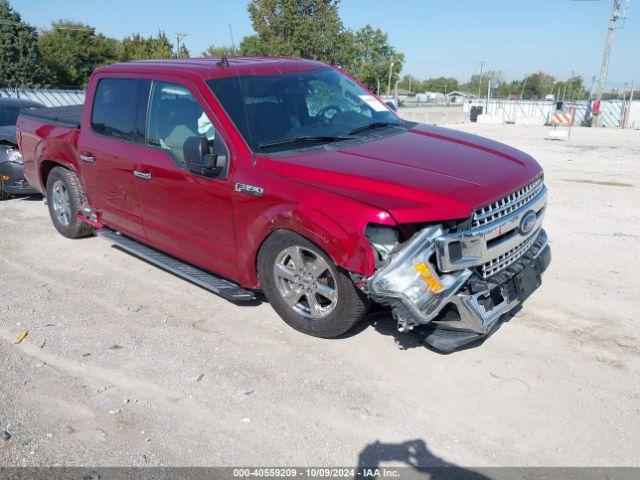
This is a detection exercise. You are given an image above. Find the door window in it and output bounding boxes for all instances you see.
[91,78,149,143]
[146,81,220,167]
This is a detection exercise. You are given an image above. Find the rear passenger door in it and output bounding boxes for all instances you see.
[78,77,150,241]
[133,79,238,278]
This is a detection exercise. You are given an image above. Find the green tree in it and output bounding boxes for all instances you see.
[517,72,556,100]
[240,0,344,63]
[202,44,236,57]
[0,0,45,88]
[177,44,190,58]
[38,20,119,88]
[554,75,588,101]
[460,70,504,98]
[119,31,175,61]
[345,25,403,93]
[397,74,420,92]
[237,0,403,91]
[421,77,459,94]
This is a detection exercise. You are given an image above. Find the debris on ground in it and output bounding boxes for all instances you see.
[0,431,10,441]
[15,331,28,344]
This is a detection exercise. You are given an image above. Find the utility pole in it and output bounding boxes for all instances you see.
[487,72,491,110]
[594,0,627,126]
[589,75,596,100]
[626,79,636,128]
[387,56,394,96]
[568,70,575,101]
[228,25,236,54]
[176,32,188,57]
[520,76,528,100]
[478,61,484,99]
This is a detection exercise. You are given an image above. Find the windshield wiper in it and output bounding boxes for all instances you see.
[258,135,352,150]
[348,121,403,136]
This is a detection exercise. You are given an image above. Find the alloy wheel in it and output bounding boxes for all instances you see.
[274,245,339,319]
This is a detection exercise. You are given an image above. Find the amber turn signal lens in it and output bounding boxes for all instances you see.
[415,262,444,293]
[1,175,9,181]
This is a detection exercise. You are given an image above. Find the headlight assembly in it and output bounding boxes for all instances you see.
[368,225,472,329]
[5,148,23,165]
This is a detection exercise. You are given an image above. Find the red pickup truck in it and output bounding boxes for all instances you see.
[18,57,550,351]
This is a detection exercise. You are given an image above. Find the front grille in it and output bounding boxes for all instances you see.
[481,230,539,278]
[472,175,544,228]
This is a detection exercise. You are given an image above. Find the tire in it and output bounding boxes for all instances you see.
[0,184,10,200]
[258,230,368,338]
[45,166,93,239]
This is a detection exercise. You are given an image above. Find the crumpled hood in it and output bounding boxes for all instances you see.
[0,126,17,145]
[262,123,543,224]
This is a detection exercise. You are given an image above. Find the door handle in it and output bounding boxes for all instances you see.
[80,154,95,164]
[133,170,152,181]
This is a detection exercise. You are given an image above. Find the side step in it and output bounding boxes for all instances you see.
[96,228,257,304]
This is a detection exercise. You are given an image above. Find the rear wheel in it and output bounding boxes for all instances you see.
[45,167,93,239]
[258,230,368,338]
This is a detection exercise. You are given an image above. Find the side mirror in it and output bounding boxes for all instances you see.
[385,100,398,112]
[183,136,226,177]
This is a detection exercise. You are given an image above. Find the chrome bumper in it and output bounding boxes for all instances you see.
[367,186,550,337]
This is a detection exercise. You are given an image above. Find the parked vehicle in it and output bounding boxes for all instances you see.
[0,98,43,199]
[18,57,550,351]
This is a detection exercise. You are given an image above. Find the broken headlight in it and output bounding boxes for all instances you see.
[4,148,23,164]
[365,225,399,265]
[369,226,444,305]
[368,225,472,325]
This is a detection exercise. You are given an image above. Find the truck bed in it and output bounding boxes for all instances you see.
[20,104,83,128]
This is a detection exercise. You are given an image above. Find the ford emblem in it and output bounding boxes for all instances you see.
[519,210,537,235]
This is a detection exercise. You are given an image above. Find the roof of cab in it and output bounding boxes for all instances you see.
[94,56,328,80]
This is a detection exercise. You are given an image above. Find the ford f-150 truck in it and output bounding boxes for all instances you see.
[18,57,550,351]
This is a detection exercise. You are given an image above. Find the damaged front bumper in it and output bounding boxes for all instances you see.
[366,183,551,351]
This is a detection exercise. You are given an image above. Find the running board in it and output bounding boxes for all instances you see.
[96,228,257,303]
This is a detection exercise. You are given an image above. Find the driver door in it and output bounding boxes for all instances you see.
[134,79,237,278]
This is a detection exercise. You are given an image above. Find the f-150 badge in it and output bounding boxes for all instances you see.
[235,183,264,197]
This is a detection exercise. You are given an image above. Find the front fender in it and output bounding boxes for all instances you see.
[236,199,395,289]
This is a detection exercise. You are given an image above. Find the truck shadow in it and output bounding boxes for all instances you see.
[355,439,490,479]
[15,194,43,201]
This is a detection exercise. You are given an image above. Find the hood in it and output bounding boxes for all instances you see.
[262,123,543,224]
[0,126,16,145]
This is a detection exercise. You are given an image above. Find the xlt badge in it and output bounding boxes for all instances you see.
[235,183,264,197]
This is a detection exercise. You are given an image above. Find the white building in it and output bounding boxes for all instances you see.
[446,91,475,104]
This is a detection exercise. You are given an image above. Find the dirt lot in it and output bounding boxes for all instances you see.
[1,124,639,468]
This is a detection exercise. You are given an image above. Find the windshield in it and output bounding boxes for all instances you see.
[0,107,22,127]
[207,67,403,152]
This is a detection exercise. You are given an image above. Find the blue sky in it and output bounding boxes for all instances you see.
[12,0,640,87]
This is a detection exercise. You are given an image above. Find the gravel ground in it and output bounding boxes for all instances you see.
[0,124,639,468]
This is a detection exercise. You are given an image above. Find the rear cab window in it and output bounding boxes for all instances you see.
[91,78,149,143]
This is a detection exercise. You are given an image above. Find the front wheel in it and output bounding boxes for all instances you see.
[258,230,368,338]
[46,167,93,239]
